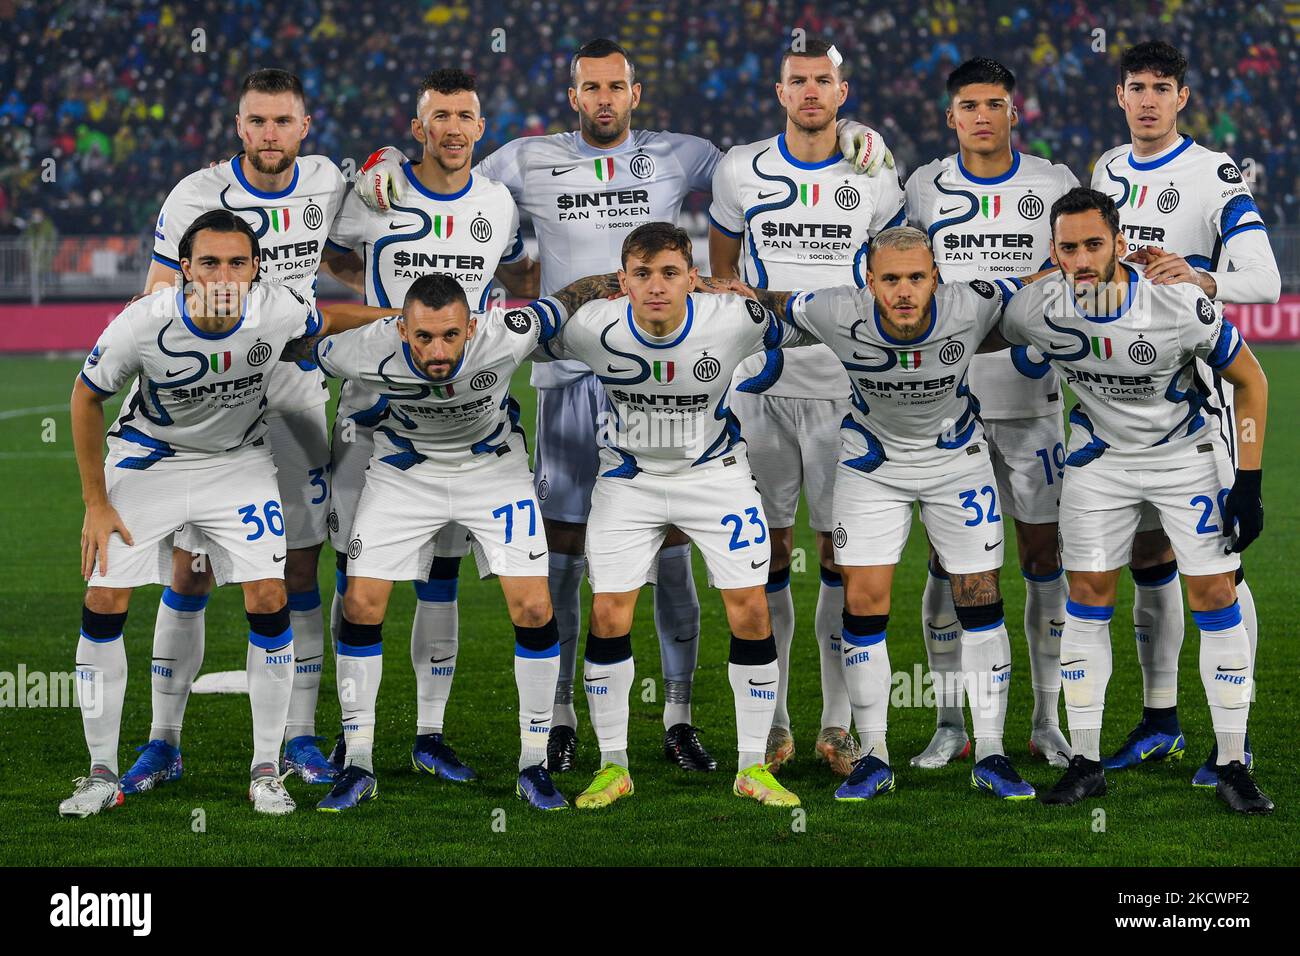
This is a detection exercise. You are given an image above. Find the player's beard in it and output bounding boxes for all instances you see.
[788,106,835,135]
[246,146,298,176]
[579,105,631,146]
[1069,251,1123,313]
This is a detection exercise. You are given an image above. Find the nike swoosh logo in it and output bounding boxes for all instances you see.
[751,559,768,569]
[606,364,634,374]
[1050,620,1065,627]
[1215,666,1247,672]
[673,635,697,643]
[851,351,880,360]
[272,554,286,563]
[530,717,548,724]
[983,542,999,551]
[939,205,962,215]
[165,368,188,378]
[529,550,547,560]
[584,674,609,682]
[295,655,322,663]
[152,658,177,662]
[748,679,776,686]
[430,655,455,664]
[992,663,1011,672]
[388,221,415,230]
[1140,745,1163,760]
[757,190,781,199]
[1048,342,1073,350]
[551,166,577,176]
[1060,659,1086,666]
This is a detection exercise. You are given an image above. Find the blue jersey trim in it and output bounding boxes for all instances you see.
[324,238,352,254]
[231,155,300,199]
[777,133,840,170]
[515,641,560,660]
[178,289,248,340]
[1066,599,1114,622]
[626,297,693,349]
[956,150,1021,185]
[403,162,473,201]
[842,628,887,648]
[162,588,210,612]
[1126,134,1194,171]
[151,251,180,270]
[874,297,938,345]
[708,211,743,239]
[1192,602,1243,632]
[79,371,114,396]
[337,639,383,658]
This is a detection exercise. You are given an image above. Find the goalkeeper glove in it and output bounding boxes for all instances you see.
[1221,468,1263,554]
[836,120,895,177]
[355,146,412,212]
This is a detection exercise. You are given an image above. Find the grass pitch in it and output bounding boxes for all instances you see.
[1,352,1295,866]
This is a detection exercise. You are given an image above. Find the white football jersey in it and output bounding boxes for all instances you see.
[710,133,906,400]
[313,305,549,476]
[906,151,1077,420]
[329,164,524,313]
[81,285,319,469]
[1091,135,1278,304]
[789,279,1014,478]
[999,268,1242,469]
[476,129,721,388]
[152,155,348,412]
[537,292,808,477]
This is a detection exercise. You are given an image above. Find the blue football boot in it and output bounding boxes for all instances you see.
[516,765,568,810]
[316,765,379,813]
[411,733,477,782]
[120,739,183,795]
[835,754,896,801]
[282,735,339,785]
[1103,712,1185,770]
[1192,736,1254,789]
[971,754,1036,800]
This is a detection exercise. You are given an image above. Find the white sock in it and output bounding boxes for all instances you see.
[961,617,1012,761]
[1195,603,1252,763]
[1237,578,1258,704]
[411,575,459,735]
[583,636,634,766]
[728,635,778,770]
[516,625,560,770]
[1061,600,1114,761]
[548,553,586,728]
[149,589,207,746]
[841,616,892,764]
[767,572,795,730]
[922,570,964,728]
[330,566,345,654]
[285,589,324,741]
[1023,571,1067,728]
[337,620,383,773]
[76,623,128,776]
[246,618,294,773]
[655,544,700,727]
[1133,569,1183,708]
[815,570,852,730]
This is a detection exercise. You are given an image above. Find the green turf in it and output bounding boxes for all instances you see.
[1,352,1295,866]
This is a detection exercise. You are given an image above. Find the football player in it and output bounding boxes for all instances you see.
[708,38,905,776]
[998,187,1272,814]
[904,58,1078,770]
[125,69,356,793]
[1090,41,1280,783]
[62,211,383,817]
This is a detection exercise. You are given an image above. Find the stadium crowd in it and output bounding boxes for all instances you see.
[0,0,1296,237]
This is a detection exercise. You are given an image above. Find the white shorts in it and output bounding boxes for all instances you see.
[534,375,605,524]
[346,456,547,582]
[1059,455,1240,575]
[831,445,1005,574]
[585,461,769,593]
[92,447,285,589]
[732,391,845,531]
[175,406,330,554]
[327,414,469,563]
[984,415,1065,525]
